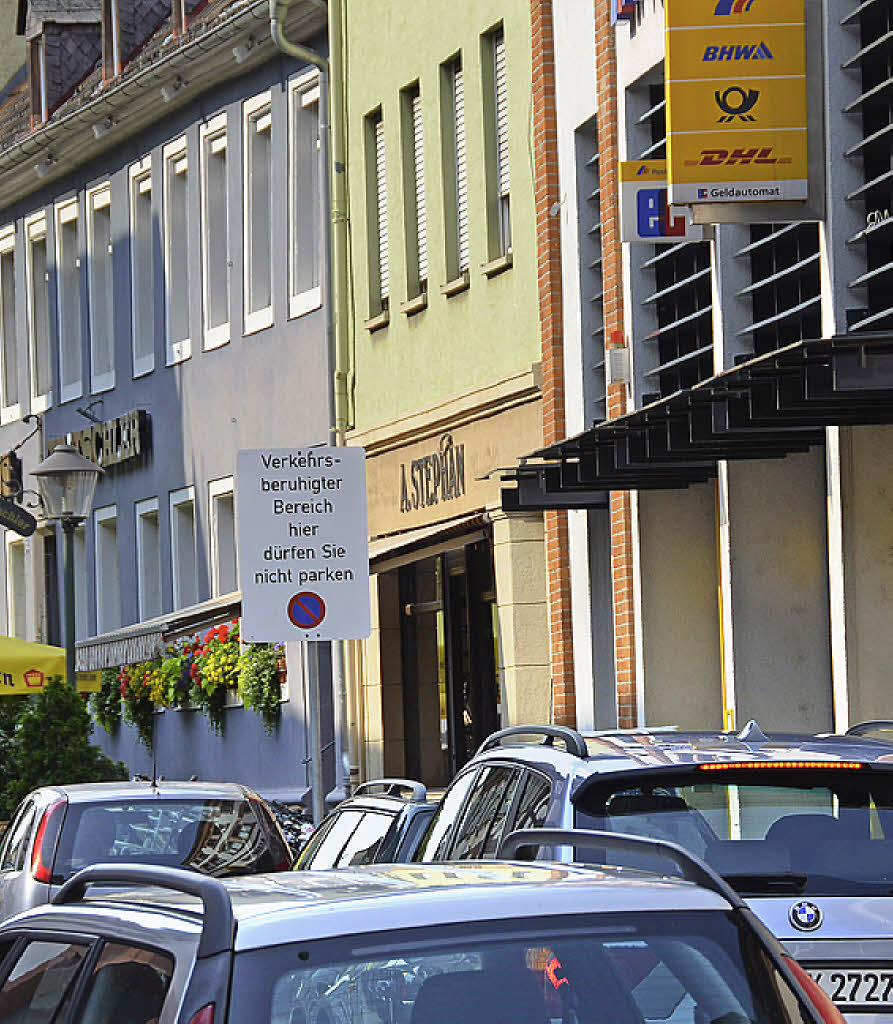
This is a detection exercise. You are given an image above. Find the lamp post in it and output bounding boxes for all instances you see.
[31,445,104,690]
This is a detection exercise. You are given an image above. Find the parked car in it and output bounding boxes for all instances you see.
[0,779,292,924]
[0,829,843,1024]
[413,721,893,1020]
[295,779,437,870]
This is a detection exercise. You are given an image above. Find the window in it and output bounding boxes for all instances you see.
[25,213,51,410]
[511,772,552,832]
[136,497,162,620]
[29,37,48,124]
[413,768,478,861]
[170,486,197,610]
[449,765,521,860]
[483,26,511,259]
[129,156,155,377]
[244,91,274,334]
[73,522,87,641]
[209,477,237,597]
[163,137,191,364]
[401,83,428,304]
[5,532,26,638]
[289,72,322,318]
[0,939,90,1020]
[200,112,230,349]
[298,809,396,869]
[87,183,115,392]
[0,226,19,422]
[55,198,83,403]
[0,799,34,871]
[442,56,469,284]
[365,108,389,320]
[78,942,173,1022]
[94,504,121,633]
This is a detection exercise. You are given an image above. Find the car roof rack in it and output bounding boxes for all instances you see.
[845,720,893,737]
[497,828,744,910]
[53,864,235,959]
[352,778,428,802]
[476,725,589,759]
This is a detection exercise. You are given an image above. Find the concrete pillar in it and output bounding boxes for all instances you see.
[490,509,551,725]
[722,448,832,732]
[834,425,893,727]
[637,482,723,729]
[362,571,404,778]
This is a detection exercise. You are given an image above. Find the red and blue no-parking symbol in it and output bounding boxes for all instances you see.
[287,591,326,630]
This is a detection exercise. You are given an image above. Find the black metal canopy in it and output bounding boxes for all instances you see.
[502,333,893,512]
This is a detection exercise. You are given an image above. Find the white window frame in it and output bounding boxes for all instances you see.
[169,485,197,611]
[54,197,84,404]
[86,182,116,394]
[243,90,274,335]
[25,212,51,413]
[94,504,121,634]
[135,496,162,622]
[163,136,191,365]
[5,530,27,638]
[288,70,322,319]
[0,226,21,425]
[208,476,237,598]
[199,113,230,350]
[129,156,155,378]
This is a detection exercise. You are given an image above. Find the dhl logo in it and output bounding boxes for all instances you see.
[684,147,793,166]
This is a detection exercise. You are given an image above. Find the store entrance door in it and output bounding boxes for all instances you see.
[399,539,498,787]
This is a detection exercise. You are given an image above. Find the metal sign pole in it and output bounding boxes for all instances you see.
[309,641,325,825]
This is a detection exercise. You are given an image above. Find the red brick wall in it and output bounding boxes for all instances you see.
[530,0,576,726]
[595,1,638,727]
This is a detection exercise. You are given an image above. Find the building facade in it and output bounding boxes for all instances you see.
[0,0,334,800]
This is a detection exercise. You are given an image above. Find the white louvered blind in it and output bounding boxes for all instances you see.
[494,31,509,199]
[412,90,428,286]
[375,115,389,301]
[454,61,469,272]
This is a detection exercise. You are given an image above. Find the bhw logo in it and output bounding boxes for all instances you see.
[703,42,773,60]
[636,188,686,238]
[713,0,755,13]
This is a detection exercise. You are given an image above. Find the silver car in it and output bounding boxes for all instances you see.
[0,779,292,923]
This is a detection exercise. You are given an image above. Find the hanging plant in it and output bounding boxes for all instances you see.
[91,667,123,734]
[118,662,156,750]
[188,622,240,735]
[238,643,283,735]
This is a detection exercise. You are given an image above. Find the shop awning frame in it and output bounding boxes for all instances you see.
[501,333,893,511]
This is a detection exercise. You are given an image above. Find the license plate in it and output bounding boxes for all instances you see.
[807,966,893,1009]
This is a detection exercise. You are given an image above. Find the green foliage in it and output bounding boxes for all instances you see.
[238,644,282,735]
[90,668,123,734]
[1,677,128,818]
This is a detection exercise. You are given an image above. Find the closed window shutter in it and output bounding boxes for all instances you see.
[375,117,389,300]
[494,31,509,199]
[412,92,428,285]
[454,63,469,272]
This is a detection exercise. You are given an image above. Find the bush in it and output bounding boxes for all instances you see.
[0,677,128,818]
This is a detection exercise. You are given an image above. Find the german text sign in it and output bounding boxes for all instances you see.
[237,447,370,642]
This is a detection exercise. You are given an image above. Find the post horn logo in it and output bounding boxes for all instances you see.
[715,86,759,122]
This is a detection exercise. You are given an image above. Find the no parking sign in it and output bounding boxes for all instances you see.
[237,447,371,642]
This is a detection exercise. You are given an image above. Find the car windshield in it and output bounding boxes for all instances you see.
[574,767,893,895]
[52,798,273,881]
[229,911,812,1024]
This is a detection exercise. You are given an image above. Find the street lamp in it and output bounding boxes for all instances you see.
[31,445,104,689]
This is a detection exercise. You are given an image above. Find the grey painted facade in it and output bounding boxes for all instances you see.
[0,19,334,801]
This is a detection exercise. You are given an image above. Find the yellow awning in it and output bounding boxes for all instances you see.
[0,636,100,694]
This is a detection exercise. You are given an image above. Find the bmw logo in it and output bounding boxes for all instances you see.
[789,901,822,932]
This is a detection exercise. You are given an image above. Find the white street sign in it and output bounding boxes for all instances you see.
[237,447,370,642]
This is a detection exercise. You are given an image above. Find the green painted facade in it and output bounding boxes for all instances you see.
[344,0,542,430]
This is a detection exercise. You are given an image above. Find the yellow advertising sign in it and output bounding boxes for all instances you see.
[665,0,807,204]
[0,636,100,695]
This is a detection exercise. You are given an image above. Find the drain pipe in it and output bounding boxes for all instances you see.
[270,0,354,816]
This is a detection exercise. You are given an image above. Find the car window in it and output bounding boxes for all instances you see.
[0,938,90,1020]
[413,769,478,862]
[299,810,364,869]
[73,941,174,1024]
[450,766,521,860]
[511,773,552,833]
[52,798,272,880]
[0,801,35,873]
[335,811,395,867]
